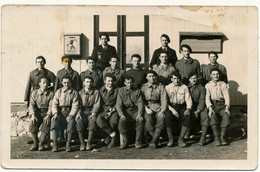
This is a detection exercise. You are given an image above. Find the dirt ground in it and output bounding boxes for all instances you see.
[10,105,247,160]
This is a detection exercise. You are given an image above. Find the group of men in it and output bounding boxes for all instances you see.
[24,33,231,152]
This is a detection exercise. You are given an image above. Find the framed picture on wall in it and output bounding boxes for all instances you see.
[64,33,82,56]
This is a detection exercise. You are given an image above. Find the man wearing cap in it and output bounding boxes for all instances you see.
[28,76,54,151]
[51,75,79,152]
[24,56,56,108]
[96,73,119,148]
[205,68,230,146]
[54,56,81,92]
[165,71,192,147]
[103,56,125,88]
[141,70,167,148]
[80,56,103,89]
[116,75,144,149]
[92,32,117,71]
[188,72,209,146]
[202,51,228,85]
[153,52,175,85]
[125,54,147,89]
[76,75,101,151]
[175,44,201,85]
[150,34,178,69]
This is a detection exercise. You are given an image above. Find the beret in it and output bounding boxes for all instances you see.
[188,72,198,80]
[146,70,158,76]
[170,71,181,79]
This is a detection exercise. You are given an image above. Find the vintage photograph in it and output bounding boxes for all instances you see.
[1,5,257,170]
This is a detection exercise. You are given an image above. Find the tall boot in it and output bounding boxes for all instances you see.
[66,132,73,152]
[178,126,189,147]
[166,128,174,147]
[184,128,190,139]
[29,133,38,151]
[86,131,94,151]
[220,127,227,145]
[198,126,208,146]
[52,130,59,152]
[108,131,116,148]
[45,133,51,150]
[38,132,47,151]
[212,125,221,146]
[150,129,160,148]
[78,131,86,151]
[135,130,143,149]
[119,133,128,149]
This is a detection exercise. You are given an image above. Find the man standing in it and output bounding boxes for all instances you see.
[54,56,81,92]
[205,68,231,146]
[76,76,101,151]
[188,72,209,146]
[165,71,192,147]
[175,44,201,85]
[24,56,56,108]
[150,34,178,69]
[80,57,103,89]
[141,70,167,148]
[202,51,228,84]
[91,32,117,71]
[28,77,54,151]
[51,75,79,152]
[116,76,145,149]
[125,54,146,89]
[153,52,175,85]
[96,73,119,148]
[103,56,125,88]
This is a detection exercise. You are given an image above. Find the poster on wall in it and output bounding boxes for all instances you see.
[64,34,81,56]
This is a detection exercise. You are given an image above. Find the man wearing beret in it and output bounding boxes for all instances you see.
[202,51,228,85]
[205,68,230,146]
[103,55,125,88]
[80,57,103,89]
[150,34,178,69]
[24,56,56,108]
[188,72,209,146]
[54,56,81,92]
[175,44,201,85]
[91,32,117,71]
[96,73,119,148]
[76,75,101,151]
[165,71,192,147]
[141,70,167,148]
[152,52,175,85]
[28,76,54,151]
[116,75,145,149]
[51,75,79,152]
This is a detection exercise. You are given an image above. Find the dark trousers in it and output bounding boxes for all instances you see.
[29,111,50,134]
[76,113,97,132]
[210,101,230,128]
[118,107,144,134]
[145,111,164,132]
[96,111,119,134]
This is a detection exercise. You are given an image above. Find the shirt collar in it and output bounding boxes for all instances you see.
[82,88,94,95]
[63,67,73,73]
[109,67,120,74]
[36,68,46,75]
[209,80,220,86]
[62,87,73,93]
[182,57,193,64]
[37,89,48,95]
[147,82,157,89]
[132,66,143,71]
[209,62,219,68]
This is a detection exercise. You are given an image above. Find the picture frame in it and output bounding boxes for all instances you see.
[64,33,82,56]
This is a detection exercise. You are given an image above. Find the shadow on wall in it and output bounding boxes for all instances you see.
[228,80,247,106]
[71,33,89,61]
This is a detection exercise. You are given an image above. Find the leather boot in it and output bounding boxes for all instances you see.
[29,133,38,151]
[178,126,188,147]
[66,132,73,152]
[198,126,208,146]
[38,132,47,151]
[135,130,143,149]
[184,128,190,139]
[45,133,51,150]
[86,131,94,151]
[108,131,116,148]
[220,127,228,145]
[166,128,174,147]
[212,125,221,146]
[119,133,128,149]
[150,129,160,148]
[78,131,86,151]
[52,130,59,152]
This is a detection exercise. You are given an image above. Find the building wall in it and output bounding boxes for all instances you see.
[2,6,256,105]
